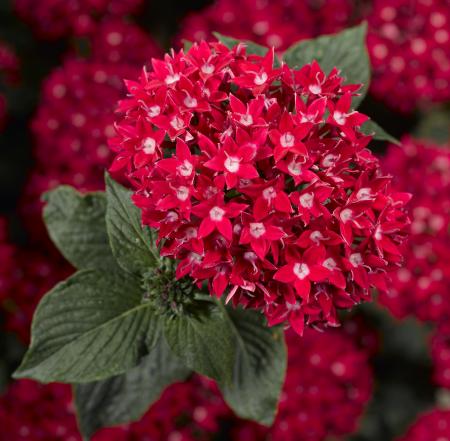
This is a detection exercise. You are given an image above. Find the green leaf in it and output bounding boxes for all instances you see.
[14,269,160,383]
[361,120,400,144]
[283,23,370,107]
[105,173,159,275]
[414,108,450,145]
[164,301,236,384]
[43,186,116,270]
[219,306,287,426]
[74,336,190,440]
[214,32,281,66]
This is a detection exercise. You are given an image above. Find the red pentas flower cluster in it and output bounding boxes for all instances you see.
[231,328,373,441]
[396,409,450,441]
[367,0,450,112]
[431,322,450,390]
[110,41,410,334]
[14,0,144,39]
[0,380,80,441]
[177,0,357,51]
[0,218,70,342]
[0,377,229,441]
[379,138,450,323]
[0,40,20,131]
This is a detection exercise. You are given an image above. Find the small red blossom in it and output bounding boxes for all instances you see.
[110,40,410,335]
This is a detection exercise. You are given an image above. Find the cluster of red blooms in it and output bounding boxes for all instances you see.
[431,321,450,390]
[177,0,358,51]
[110,41,410,335]
[20,21,161,240]
[0,377,229,441]
[379,138,450,323]
[396,409,450,441]
[0,218,70,342]
[177,0,450,113]
[0,40,20,130]
[367,0,450,113]
[14,0,144,39]
[231,328,373,441]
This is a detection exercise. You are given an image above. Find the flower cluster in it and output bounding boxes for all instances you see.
[110,41,410,334]
[89,19,162,66]
[396,409,450,441]
[231,328,373,441]
[379,138,450,323]
[0,219,70,342]
[0,380,80,441]
[0,40,20,130]
[431,322,450,390]
[0,377,229,441]
[20,22,161,242]
[14,0,144,39]
[177,0,358,51]
[367,0,450,112]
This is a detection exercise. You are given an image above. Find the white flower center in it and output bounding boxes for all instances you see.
[201,63,215,75]
[293,263,310,280]
[210,206,225,221]
[299,192,314,208]
[224,156,240,173]
[249,223,266,238]
[142,137,156,154]
[184,96,198,108]
[189,252,202,263]
[310,230,324,244]
[148,105,161,117]
[334,111,347,125]
[323,257,337,271]
[322,154,337,167]
[240,114,253,126]
[176,186,189,201]
[309,84,322,94]
[280,132,295,148]
[288,161,302,176]
[185,227,197,239]
[254,72,268,85]
[178,159,193,176]
[349,253,363,267]
[357,187,372,200]
[170,116,184,130]
[340,208,353,222]
[165,73,180,85]
[244,251,257,262]
[166,211,178,222]
[263,186,276,200]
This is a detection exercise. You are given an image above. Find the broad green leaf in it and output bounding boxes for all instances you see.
[74,336,190,440]
[105,174,159,275]
[361,120,400,144]
[43,186,116,270]
[283,23,370,107]
[14,269,160,383]
[219,306,286,426]
[164,301,236,384]
[214,32,281,66]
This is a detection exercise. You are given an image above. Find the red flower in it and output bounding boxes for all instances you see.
[110,40,410,335]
